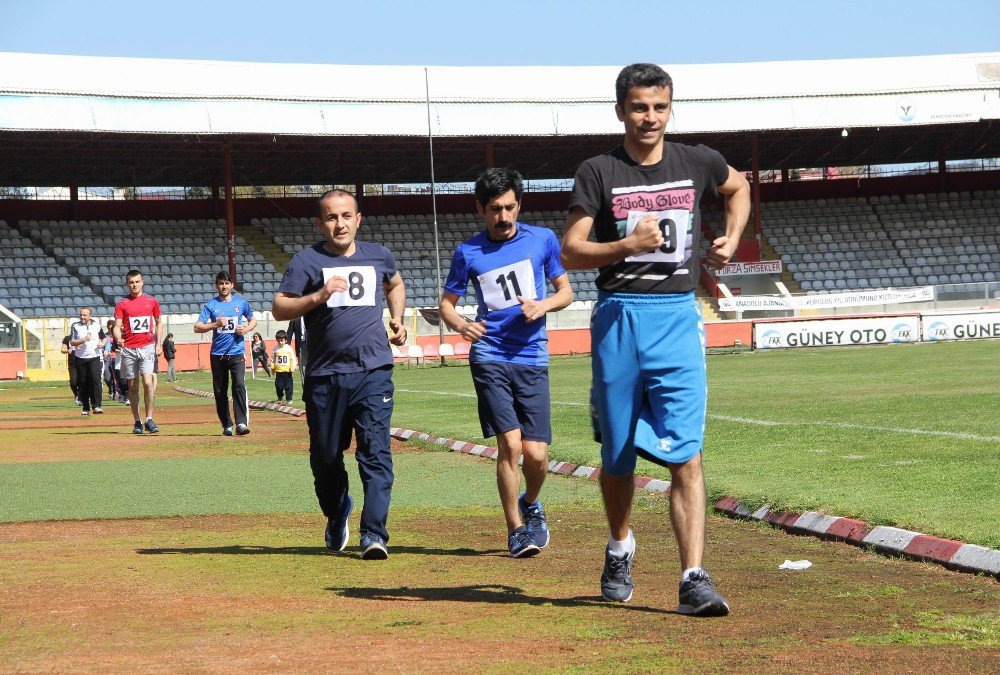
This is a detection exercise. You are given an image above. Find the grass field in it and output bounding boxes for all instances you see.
[1,365,998,672]
[212,339,1000,548]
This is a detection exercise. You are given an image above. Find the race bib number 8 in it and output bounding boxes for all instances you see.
[130,316,152,334]
[624,209,692,264]
[218,316,238,334]
[324,266,377,307]
[477,259,537,311]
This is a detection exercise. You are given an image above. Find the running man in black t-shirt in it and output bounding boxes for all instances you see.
[562,63,750,615]
[272,189,407,561]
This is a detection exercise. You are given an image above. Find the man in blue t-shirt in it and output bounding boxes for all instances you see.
[194,271,257,436]
[272,189,407,561]
[440,168,573,558]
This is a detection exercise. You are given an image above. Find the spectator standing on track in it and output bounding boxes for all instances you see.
[439,168,573,558]
[60,334,80,405]
[272,189,407,560]
[69,307,106,416]
[113,269,163,435]
[561,63,750,614]
[194,271,257,437]
[103,320,121,401]
[270,329,297,404]
[287,317,307,378]
[162,333,178,382]
[251,332,271,378]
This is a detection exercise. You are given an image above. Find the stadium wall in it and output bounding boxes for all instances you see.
[0,350,26,380]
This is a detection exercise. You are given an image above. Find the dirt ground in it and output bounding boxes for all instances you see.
[1,385,997,672]
[1,510,997,673]
[0,392,416,464]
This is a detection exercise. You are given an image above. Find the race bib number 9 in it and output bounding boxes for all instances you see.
[324,266,377,307]
[624,209,692,264]
[218,316,238,334]
[130,316,152,334]
[477,259,537,311]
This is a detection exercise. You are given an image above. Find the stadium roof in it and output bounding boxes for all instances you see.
[0,51,998,186]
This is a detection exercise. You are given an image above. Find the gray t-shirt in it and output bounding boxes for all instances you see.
[278,240,398,376]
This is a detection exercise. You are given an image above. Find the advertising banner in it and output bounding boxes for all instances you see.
[755,316,920,349]
[716,260,782,276]
[922,310,1000,341]
[721,286,934,312]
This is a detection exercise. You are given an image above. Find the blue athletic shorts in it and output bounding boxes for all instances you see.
[590,291,707,475]
[470,361,552,443]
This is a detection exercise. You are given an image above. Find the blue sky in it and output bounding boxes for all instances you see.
[1,0,997,66]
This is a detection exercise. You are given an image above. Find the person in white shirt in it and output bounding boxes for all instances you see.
[69,307,107,415]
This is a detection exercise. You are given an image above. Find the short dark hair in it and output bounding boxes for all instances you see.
[216,271,232,283]
[126,269,142,280]
[616,63,673,106]
[474,168,523,207]
[275,329,288,340]
[316,189,359,219]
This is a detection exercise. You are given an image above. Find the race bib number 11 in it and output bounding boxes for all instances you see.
[477,259,537,311]
[324,266,378,307]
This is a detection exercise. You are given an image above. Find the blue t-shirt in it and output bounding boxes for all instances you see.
[444,223,566,366]
[278,240,398,376]
[198,294,255,356]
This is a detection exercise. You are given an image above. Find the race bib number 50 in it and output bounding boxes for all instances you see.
[130,316,152,333]
[477,259,537,311]
[324,266,377,307]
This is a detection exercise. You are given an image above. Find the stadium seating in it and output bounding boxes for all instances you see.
[759,190,999,293]
[15,218,282,316]
[0,220,108,318]
[3,189,995,321]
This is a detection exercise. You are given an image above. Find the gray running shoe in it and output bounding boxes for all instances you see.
[132,420,144,435]
[600,547,634,602]
[144,419,159,434]
[677,569,730,617]
[235,424,250,436]
[223,427,234,437]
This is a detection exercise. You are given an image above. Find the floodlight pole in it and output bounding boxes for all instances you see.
[223,143,237,284]
[425,68,446,365]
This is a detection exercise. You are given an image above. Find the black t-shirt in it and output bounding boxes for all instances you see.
[569,142,728,293]
[62,335,77,363]
[277,240,398,376]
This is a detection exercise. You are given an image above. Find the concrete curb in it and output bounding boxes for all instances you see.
[171,387,999,579]
[390,425,1000,580]
[174,385,305,417]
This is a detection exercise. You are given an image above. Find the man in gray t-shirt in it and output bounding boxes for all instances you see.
[273,189,407,561]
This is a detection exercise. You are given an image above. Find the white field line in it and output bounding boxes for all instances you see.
[396,388,1000,444]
